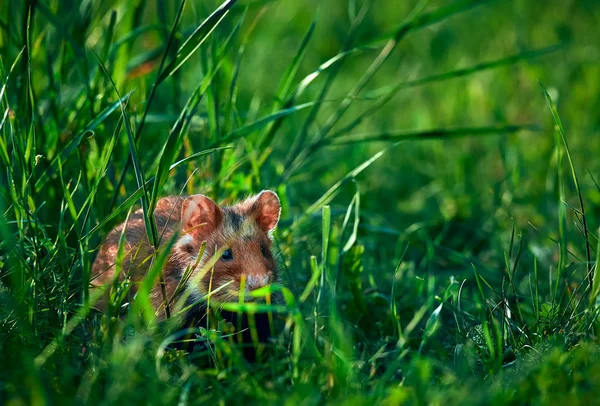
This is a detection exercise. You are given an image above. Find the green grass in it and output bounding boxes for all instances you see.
[1,0,600,404]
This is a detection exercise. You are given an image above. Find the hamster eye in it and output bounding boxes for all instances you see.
[221,249,233,261]
[260,244,268,257]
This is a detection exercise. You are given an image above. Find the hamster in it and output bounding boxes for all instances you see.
[90,190,282,327]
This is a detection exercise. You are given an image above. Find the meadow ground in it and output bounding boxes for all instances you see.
[1,0,600,404]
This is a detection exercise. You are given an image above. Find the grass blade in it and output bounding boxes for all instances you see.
[206,101,319,149]
[362,0,490,47]
[541,82,592,290]
[282,0,429,180]
[130,230,180,324]
[332,44,564,139]
[258,45,374,151]
[300,255,322,303]
[258,18,316,148]
[157,0,238,84]
[149,14,243,215]
[591,229,600,305]
[284,0,493,179]
[284,141,399,238]
[94,52,157,245]
[282,2,372,172]
[322,124,538,146]
[34,91,134,191]
[83,147,228,240]
[108,0,187,211]
[93,49,173,316]
[0,47,25,103]
[418,302,443,354]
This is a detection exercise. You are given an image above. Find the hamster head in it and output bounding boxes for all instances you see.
[177,190,281,303]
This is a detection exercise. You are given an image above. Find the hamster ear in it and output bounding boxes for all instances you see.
[181,194,223,235]
[249,190,281,233]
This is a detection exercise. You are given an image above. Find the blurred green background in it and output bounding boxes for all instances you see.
[3,0,599,233]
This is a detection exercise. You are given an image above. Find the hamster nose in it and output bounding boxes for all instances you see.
[244,274,269,291]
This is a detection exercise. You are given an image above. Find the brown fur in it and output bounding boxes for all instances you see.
[91,191,281,321]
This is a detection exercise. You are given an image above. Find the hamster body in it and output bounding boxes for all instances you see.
[90,190,282,323]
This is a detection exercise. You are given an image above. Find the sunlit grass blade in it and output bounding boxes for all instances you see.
[109,0,187,211]
[315,0,428,136]
[218,302,289,313]
[94,51,157,244]
[34,91,134,191]
[130,230,181,324]
[282,2,371,170]
[276,20,316,106]
[150,14,243,215]
[258,18,316,148]
[300,255,322,303]
[340,187,360,255]
[0,50,25,167]
[91,10,117,92]
[541,82,592,291]
[372,44,564,100]
[294,47,375,103]
[157,0,238,84]
[418,302,443,354]
[332,44,564,138]
[96,48,170,317]
[55,156,81,232]
[0,47,25,103]
[282,0,430,179]
[78,117,124,234]
[362,0,490,47]
[591,229,600,305]
[0,110,10,163]
[284,142,394,237]
[322,124,539,146]
[149,87,203,215]
[258,45,374,151]
[284,0,493,180]
[135,0,186,132]
[207,101,319,148]
[400,302,432,348]
[106,208,133,316]
[318,205,331,304]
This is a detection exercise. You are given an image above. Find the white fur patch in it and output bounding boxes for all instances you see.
[176,234,193,247]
